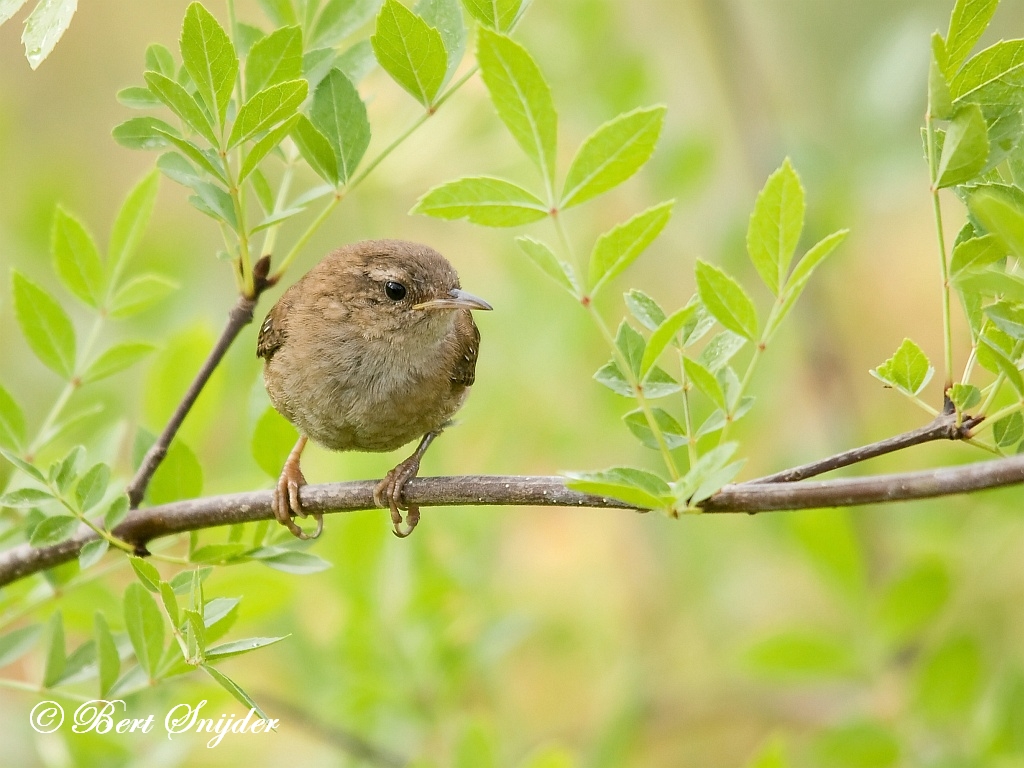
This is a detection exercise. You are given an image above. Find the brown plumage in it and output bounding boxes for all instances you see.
[258,239,491,539]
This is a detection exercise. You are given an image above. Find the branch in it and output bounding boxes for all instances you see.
[4,454,1024,587]
[745,411,983,483]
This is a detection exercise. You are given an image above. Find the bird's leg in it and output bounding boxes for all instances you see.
[374,430,440,538]
[274,435,323,540]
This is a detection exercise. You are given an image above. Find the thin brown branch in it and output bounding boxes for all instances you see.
[744,412,983,484]
[4,454,1024,587]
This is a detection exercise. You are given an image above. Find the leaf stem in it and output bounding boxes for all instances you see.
[677,349,698,467]
[926,110,954,392]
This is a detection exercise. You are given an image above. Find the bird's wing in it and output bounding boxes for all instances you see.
[256,300,289,360]
[450,311,481,388]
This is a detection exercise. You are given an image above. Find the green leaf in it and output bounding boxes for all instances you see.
[640,305,697,377]
[417,0,465,82]
[698,331,746,372]
[117,86,162,109]
[916,635,983,721]
[677,442,744,504]
[95,613,120,696]
[945,0,999,77]
[201,664,271,720]
[774,230,848,330]
[694,260,758,341]
[104,495,130,529]
[21,0,77,70]
[460,0,519,30]
[0,624,42,669]
[147,439,203,505]
[51,207,103,308]
[987,302,1024,339]
[949,382,981,411]
[75,463,110,512]
[876,558,951,641]
[614,321,645,377]
[109,274,178,318]
[79,539,108,569]
[42,612,66,687]
[251,406,298,479]
[245,26,303,98]
[684,356,726,410]
[228,80,308,148]
[788,509,865,596]
[969,188,1024,259]
[337,39,377,83]
[624,289,666,331]
[205,636,288,660]
[747,158,805,295]
[239,115,300,183]
[994,411,1024,447]
[0,0,30,28]
[622,408,686,450]
[477,28,557,186]
[144,42,175,77]
[0,382,26,450]
[29,516,78,546]
[814,721,900,768]
[950,233,1004,278]
[309,68,371,183]
[292,115,340,186]
[112,116,180,150]
[130,556,162,592]
[50,445,82,493]
[81,342,156,384]
[589,201,674,296]
[11,271,76,379]
[372,0,447,106]
[155,131,228,184]
[515,236,578,295]
[188,182,238,230]
[180,1,238,126]
[642,366,681,398]
[124,582,165,678]
[745,630,858,681]
[936,103,989,188]
[310,0,381,49]
[109,170,160,279]
[565,467,671,510]
[747,736,791,768]
[930,34,953,120]
[593,359,633,397]
[143,71,219,147]
[159,581,179,627]
[561,106,666,210]
[871,338,933,396]
[249,547,332,574]
[412,176,548,226]
[980,336,1024,395]
[951,40,1024,106]
[0,446,45,482]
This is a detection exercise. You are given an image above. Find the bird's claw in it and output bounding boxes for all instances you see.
[374,456,422,538]
[274,457,323,540]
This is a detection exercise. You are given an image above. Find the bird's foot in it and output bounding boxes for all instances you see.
[374,455,423,538]
[274,437,322,540]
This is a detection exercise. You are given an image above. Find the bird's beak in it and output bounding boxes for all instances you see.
[414,288,493,311]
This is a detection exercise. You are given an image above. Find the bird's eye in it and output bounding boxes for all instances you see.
[384,281,407,301]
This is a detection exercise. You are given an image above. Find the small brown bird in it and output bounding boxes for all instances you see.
[257,239,492,539]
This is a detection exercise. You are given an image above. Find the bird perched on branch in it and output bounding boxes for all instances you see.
[257,239,492,539]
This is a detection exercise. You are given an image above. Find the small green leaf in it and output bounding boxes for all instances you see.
[814,722,900,768]
[11,271,76,379]
[980,337,1024,395]
[987,302,1024,340]
[622,408,686,450]
[94,613,120,697]
[144,43,175,77]
[698,331,746,372]
[130,556,162,592]
[337,39,376,83]
[310,0,381,49]
[994,412,1024,447]
[460,0,519,30]
[936,103,989,188]
[205,636,288,660]
[104,495,130,530]
[29,516,79,547]
[565,467,671,510]
[117,86,162,109]
[245,25,303,98]
[180,1,238,126]
[642,366,682,398]
[249,547,332,574]
[159,581,179,627]
[143,71,219,147]
[109,274,178,318]
[930,34,953,120]
[949,233,1005,278]
[112,117,180,150]
[292,115,340,186]
[949,382,981,411]
[21,0,77,70]
[75,463,110,512]
[188,182,238,229]
[239,115,300,182]
[684,356,726,410]
[694,260,758,341]
[945,0,1000,77]
[0,383,26,450]
[515,236,577,295]
[0,446,45,482]
[154,131,228,183]
[969,188,1024,260]
[593,359,633,397]
[147,439,203,505]
[745,630,858,681]
[774,229,849,330]
[0,624,42,669]
[417,0,466,83]
[51,207,103,308]
[201,664,271,720]
[228,80,308,148]
[124,582,164,678]
[589,201,674,296]
[624,289,666,331]
[676,442,744,504]
[915,634,983,721]
[412,176,549,226]
[109,170,160,279]
[872,338,933,396]
[252,406,298,479]
[42,612,66,687]
[951,40,1024,106]
[81,342,156,384]
[309,68,371,183]
[640,305,697,377]
[876,558,951,641]
[561,106,666,210]
[372,0,447,106]
[747,158,805,296]
[614,321,645,377]
[477,28,557,186]
[79,539,109,569]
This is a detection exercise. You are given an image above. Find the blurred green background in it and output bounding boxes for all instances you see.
[3,0,1024,765]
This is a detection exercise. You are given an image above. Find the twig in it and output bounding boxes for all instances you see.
[125,261,274,507]
[5,453,1024,587]
[744,412,983,484]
